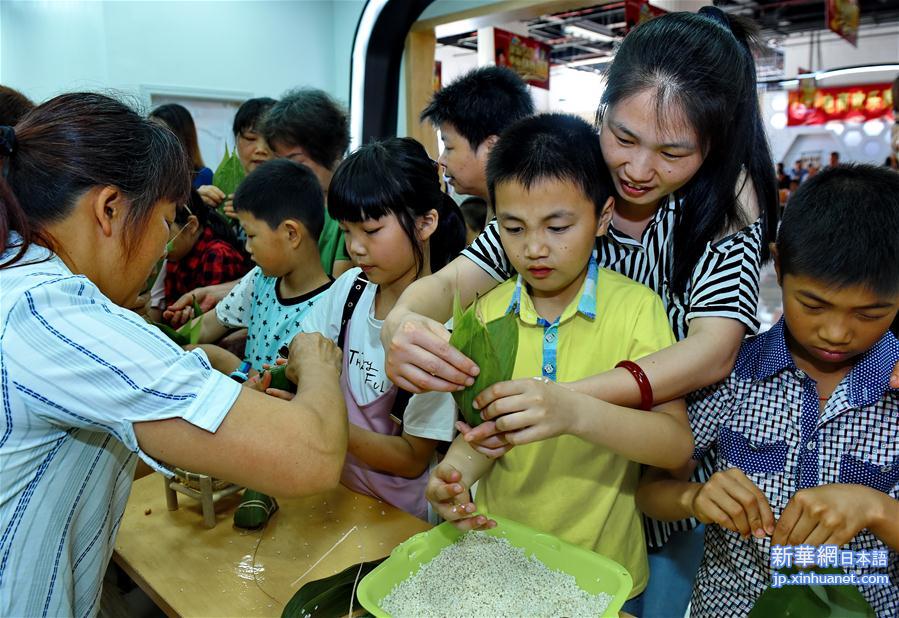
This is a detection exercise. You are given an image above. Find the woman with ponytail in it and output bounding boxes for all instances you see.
[0,93,347,616]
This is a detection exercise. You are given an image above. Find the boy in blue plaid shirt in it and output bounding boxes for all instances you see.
[637,165,899,617]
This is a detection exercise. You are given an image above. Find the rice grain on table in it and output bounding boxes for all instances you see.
[381,531,613,617]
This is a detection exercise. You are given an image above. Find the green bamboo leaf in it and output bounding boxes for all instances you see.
[749,567,875,618]
[449,293,518,427]
[281,558,386,618]
[267,364,297,393]
[485,311,519,377]
[154,322,190,346]
[212,144,245,216]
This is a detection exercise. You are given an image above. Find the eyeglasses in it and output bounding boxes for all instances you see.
[166,202,194,254]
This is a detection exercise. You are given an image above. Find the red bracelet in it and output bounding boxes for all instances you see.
[616,360,654,411]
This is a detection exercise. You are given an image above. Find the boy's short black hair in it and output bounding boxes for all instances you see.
[261,88,349,170]
[233,97,276,137]
[777,164,899,297]
[233,159,324,240]
[487,113,613,213]
[459,196,487,234]
[420,66,534,152]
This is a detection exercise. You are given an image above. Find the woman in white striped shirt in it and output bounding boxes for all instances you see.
[382,8,899,616]
[0,93,347,617]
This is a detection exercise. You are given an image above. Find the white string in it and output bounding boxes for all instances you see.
[291,525,358,588]
[348,552,365,618]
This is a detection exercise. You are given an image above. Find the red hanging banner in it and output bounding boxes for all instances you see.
[787,82,894,126]
[493,28,551,90]
[625,0,667,33]
[825,0,860,46]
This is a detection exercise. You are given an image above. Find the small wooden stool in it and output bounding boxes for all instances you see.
[164,468,243,528]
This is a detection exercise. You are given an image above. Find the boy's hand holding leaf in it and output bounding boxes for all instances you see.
[473,376,582,446]
[154,297,204,346]
[772,484,885,548]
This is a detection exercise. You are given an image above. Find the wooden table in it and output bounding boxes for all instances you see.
[113,473,431,617]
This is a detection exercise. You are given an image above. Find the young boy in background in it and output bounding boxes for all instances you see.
[263,87,352,277]
[636,165,899,617]
[426,114,694,608]
[420,65,533,214]
[190,158,332,374]
[187,158,334,528]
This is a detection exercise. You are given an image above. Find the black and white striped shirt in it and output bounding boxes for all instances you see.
[462,195,765,548]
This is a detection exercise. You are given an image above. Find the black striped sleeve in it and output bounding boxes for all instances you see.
[460,218,512,282]
[685,219,763,334]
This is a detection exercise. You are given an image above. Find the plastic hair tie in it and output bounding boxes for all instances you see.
[616,360,654,411]
[0,126,16,157]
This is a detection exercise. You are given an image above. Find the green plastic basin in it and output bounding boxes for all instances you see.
[357,514,634,617]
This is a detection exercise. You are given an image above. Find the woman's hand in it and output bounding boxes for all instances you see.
[425,462,495,531]
[891,360,899,390]
[196,185,226,208]
[286,332,342,385]
[221,194,237,220]
[382,310,477,393]
[455,420,512,459]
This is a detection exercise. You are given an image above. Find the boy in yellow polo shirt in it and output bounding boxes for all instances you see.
[426,114,694,604]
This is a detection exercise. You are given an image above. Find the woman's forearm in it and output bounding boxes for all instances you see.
[569,398,694,469]
[569,316,745,406]
[384,255,500,337]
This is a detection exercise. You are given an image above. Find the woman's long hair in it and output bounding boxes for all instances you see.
[598,8,777,294]
[150,103,206,171]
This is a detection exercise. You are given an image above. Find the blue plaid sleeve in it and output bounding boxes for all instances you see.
[686,379,736,460]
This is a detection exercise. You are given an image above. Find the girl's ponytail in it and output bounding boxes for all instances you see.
[430,192,466,272]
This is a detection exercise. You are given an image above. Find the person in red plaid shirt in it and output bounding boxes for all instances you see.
[164,190,249,307]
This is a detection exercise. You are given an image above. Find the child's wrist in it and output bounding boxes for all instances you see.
[859,485,894,533]
[681,483,703,519]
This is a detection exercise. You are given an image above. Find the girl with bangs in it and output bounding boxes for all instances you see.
[293,137,466,521]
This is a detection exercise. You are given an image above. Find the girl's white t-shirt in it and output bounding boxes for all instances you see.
[299,268,456,442]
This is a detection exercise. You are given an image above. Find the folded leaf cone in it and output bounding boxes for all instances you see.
[449,292,518,427]
[212,144,245,217]
[153,298,204,346]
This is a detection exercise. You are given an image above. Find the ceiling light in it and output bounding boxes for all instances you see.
[815,64,899,80]
[565,56,612,68]
[564,24,617,44]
